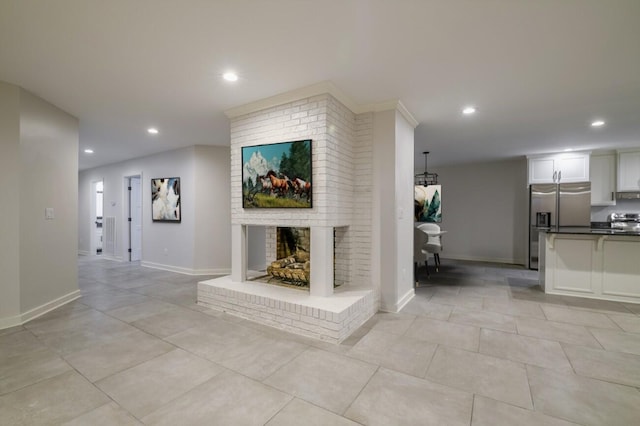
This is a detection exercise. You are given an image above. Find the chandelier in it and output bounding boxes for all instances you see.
[414,151,438,186]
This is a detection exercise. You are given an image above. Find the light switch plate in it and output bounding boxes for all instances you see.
[45,207,54,220]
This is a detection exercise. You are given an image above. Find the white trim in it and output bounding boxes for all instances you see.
[439,254,525,266]
[224,81,419,127]
[0,314,22,330]
[78,250,91,256]
[141,260,230,276]
[0,290,82,330]
[397,287,416,312]
[225,81,358,118]
[101,255,123,262]
[380,288,415,313]
[20,290,82,324]
[361,99,419,128]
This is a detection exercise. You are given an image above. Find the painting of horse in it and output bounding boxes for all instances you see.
[291,177,311,200]
[266,170,291,195]
[242,139,312,208]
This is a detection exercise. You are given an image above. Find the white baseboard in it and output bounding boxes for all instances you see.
[380,287,415,313]
[0,290,82,330]
[440,254,525,266]
[102,255,123,262]
[141,260,231,276]
[78,250,91,256]
[0,313,22,330]
[397,288,415,311]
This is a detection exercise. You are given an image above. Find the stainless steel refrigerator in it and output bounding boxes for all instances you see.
[528,182,591,270]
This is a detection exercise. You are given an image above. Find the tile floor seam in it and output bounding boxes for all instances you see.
[0,365,70,398]
[340,365,381,418]
[260,396,296,426]
[522,360,536,415]
[134,364,235,421]
[421,342,440,379]
[585,326,611,351]
[258,344,314,384]
[51,353,144,424]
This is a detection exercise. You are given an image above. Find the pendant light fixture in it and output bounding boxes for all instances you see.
[414,151,438,185]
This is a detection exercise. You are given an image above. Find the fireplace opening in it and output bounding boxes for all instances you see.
[245,225,347,291]
[246,226,310,290]
[267,227,310,287]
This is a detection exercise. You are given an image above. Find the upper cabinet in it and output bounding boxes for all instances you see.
[528,152,590,184]
[617,150,640,191]
[590,153,616,206]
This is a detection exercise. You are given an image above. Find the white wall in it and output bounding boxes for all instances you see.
[374,109,416,312]
[193,145,231,272]
[247,226,266,271]
[1,82,79,328]
[432,158,528,265]
[373,110,397,309]
[79,145,231,274]
[394,110,416,309]
[0,82,21,324]
[19,89,79,313]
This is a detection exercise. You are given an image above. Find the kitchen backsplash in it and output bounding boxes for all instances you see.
[591,199,640,221]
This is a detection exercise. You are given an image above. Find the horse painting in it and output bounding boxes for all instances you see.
[291,177,311,199]
[257,175,273,195]
[241,139,312,208]
[266,170,290,195]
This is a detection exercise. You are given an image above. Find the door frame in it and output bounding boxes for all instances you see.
[89,179,104,256]
[123,173,143,262]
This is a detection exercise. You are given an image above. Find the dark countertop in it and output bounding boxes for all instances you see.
[536,227,640,236]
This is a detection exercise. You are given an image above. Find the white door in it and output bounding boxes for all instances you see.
[130,176,142,261]
[90,180,104,255]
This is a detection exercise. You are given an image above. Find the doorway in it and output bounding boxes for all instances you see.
[90,180,104,255]
[126,175,142,261]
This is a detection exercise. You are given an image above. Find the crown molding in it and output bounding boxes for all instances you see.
[224,81,419,128]
[361,99,419,128]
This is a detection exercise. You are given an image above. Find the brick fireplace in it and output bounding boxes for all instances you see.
[197,85,395,343]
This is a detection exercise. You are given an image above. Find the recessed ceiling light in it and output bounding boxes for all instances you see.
[462,106,476,115]
[147,128,159,134]
[223,72,238,82]
[591,120,605,127]
[564,148,573,152]
[84,149,94,154]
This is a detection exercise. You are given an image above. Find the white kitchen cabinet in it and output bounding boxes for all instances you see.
[590,153,616,206]
[543,233,640,303]
[617,150,640,191]
[528,152,590,184]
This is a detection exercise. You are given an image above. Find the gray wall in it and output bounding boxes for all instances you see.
[1,81,79,327]
[79,145,231,274]
[433,158,528,265]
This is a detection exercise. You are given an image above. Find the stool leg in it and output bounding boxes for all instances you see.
[425,259,430,278]
[435,253,440,272]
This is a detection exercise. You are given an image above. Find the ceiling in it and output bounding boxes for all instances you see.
[1,1,639,171]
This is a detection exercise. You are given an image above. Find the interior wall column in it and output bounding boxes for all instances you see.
[310,226,334,297]
[231,224,247,282]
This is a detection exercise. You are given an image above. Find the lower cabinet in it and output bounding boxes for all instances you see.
[543,234,640,303]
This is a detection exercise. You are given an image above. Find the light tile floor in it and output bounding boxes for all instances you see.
[1,257,640,425]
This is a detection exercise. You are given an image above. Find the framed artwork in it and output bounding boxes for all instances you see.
[415,184,441,222]
[241,139,312,208]
[151,177,181,222]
